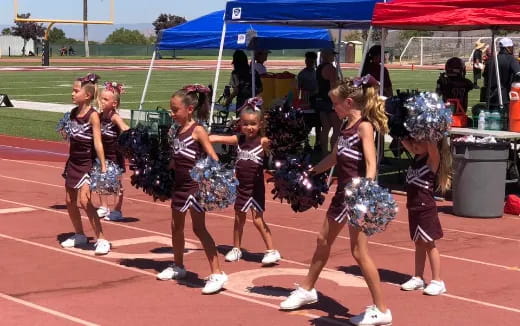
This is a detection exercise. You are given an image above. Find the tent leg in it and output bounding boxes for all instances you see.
[251,51,256,97]
[336,28,343,79]
[138,50,157,110]
[210,22,227,130]
[492,31,504,109]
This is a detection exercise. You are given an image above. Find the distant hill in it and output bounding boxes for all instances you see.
[0,23,154,42]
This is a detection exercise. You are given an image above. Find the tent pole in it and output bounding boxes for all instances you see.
[492,32,504,109]
[251,50,256,97]
[138,49,157,110]
[337,27,343,79]
[210,22,227,129]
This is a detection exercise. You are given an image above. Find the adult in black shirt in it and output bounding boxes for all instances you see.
[226,50,262,111]
[483,37,520,113]
[472,41,486,89]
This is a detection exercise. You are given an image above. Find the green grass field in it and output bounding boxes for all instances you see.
[0,67,481,141]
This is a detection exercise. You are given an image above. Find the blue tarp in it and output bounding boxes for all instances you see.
[224,0,384,28]
[156,10,333,50]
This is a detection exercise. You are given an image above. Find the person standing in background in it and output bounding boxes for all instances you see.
[297,51,321,152]
[315,48,341,154]
[252,49,270,76]
[472,41,486,89]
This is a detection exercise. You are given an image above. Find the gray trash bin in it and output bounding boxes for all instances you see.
[452,142,509,218]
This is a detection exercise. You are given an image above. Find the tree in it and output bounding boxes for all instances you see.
[343,30,363,42]
[48,27,66,43]
[1,28,11,35]
[105,28,148,45]
[11,13,45,55]
[152,14,187,35]
[83,0,90,57]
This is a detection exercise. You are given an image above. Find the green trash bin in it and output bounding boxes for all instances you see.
[452,141,510,218]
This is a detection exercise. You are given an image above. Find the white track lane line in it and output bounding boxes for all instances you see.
[0,292,100,326]
[1,202,520,316]
[0,233,338,325]
[0,207,36,214]
[0,173,518,274]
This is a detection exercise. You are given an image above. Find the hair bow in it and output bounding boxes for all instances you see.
[104,81,125,94]
[352,74,379,88]
[182,84,211,94]
[246,97,263,111]
[78,73,100,84]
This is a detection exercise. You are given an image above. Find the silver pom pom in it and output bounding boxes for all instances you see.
[56,112,72,140]
[404,92,452,142]
[190,157,238,211]
[90,160,123,195]
[344,178,398,236]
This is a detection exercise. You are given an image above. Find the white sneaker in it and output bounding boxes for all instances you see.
[225,247,242,262]
[96,207,110,218]
[60,234,88,248]
[261,249,281,265]
[156,264,187,281]
[202,272,228,294]
[401,276,425,291]
[423,280,447,296]
[104,210,123,221]
[349,305,393,326]
[94,239,111,255]
[279,285,318,310]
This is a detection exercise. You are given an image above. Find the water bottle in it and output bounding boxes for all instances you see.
[478,111,486,130]
[491,112,501,130]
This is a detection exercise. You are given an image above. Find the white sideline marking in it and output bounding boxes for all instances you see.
[0,145,68,156]
[0,292,99,326]
[0,174,519,271]
[1,197,520,314]
[0,233,334,325]
[0,207,36,214]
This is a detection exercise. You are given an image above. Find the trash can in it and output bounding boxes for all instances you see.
[452,142,510,217]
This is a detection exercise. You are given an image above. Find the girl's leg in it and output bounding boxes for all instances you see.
[425,240,441,281]
[114,189,124,212]
[78,184,105,240]
[300,217,345,290]
[414,240,428,279]
[171,209,187,267]
[233,210,247,248]
[348,226,387,313]
[65,187,84,234]
[251,210,274,250]
[190,208,222,274]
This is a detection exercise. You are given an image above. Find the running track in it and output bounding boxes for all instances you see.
[0,134,519,325]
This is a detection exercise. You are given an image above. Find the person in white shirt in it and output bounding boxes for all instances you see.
[252,49,270,76]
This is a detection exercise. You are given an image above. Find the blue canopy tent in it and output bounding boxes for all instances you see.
[220,0,386,183]
[156,10,333,50]
[139,10,333,110]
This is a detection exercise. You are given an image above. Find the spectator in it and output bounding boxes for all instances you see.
[252,49,270,76]
[60,47,67,56]
[472,40,486,89]
[225,50,262,110]
[68,46,75,56]
[315,48,341,154]
[483,37,520,115]
[361,45,393,97]
[297,51,321,151]
[436,57,474,111]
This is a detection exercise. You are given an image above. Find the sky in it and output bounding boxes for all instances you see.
[0,0,229,25]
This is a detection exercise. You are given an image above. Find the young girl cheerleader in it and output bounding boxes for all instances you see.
[60,73,111,255]
[209,98,281,265]
[156,84,228,294]
[96,81,129,221]
[280,76,392,326]
[399,137,451,296]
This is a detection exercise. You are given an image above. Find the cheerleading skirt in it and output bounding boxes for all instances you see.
[63,158,92,189]
[235,178,265,213]
[171,172,204,213]
[326,189,349,224]
[408,206,443,242]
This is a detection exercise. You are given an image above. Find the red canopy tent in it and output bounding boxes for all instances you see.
[372,0,520,31]
[372,0,520,108]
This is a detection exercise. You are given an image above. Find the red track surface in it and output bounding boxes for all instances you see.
[1,134,519,325]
